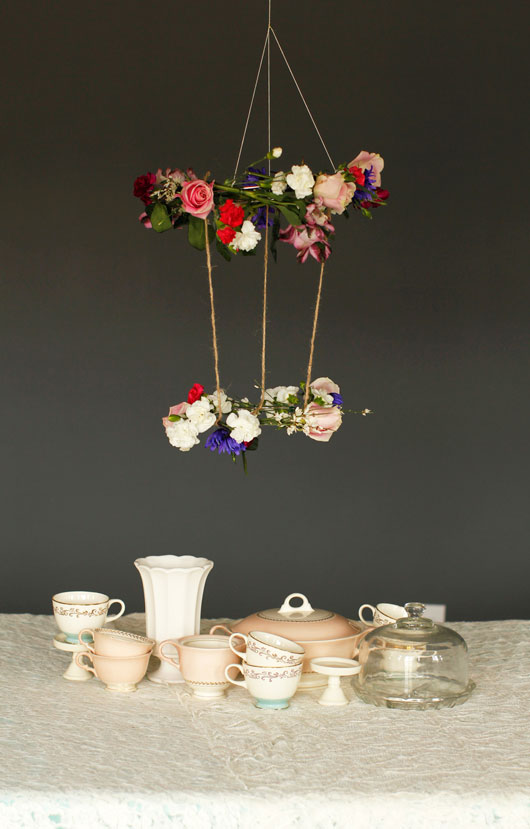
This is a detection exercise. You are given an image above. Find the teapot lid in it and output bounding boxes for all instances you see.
[258,593,334,623]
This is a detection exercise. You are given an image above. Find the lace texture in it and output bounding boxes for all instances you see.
[1,614,529,828]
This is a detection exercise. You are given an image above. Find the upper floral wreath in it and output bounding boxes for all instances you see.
[133,148,388,263]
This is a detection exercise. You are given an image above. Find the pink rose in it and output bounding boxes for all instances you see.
[313,172,355,215]
[348,151,384,187]
[179,180,214,219]
[305,403,342,442]
[310,377,340,395]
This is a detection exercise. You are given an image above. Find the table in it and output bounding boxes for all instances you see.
[1,614,529,828]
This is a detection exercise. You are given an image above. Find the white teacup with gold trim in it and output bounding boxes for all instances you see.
[225,661,302,709]
[358,603,407,627]
[229,630,305,667]
[52,591,125,644]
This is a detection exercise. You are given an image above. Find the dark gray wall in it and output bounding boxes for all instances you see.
[2,1,529,620]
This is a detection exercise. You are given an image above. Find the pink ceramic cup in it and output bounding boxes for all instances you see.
[78,627,155,657]
[75,650,150,692]
[159,634,240,699]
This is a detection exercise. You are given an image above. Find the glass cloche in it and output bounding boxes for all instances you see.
[352,603,475,709]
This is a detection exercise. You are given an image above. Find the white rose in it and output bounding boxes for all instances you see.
[285,164,315,199]
[207,389,232,414]
[271,172,287,195]
[226,410,262,444]
[185,399,216,433]
[165,419,200,452]
[232,220,262,252]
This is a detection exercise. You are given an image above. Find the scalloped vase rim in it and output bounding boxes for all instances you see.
[134,555,213,571]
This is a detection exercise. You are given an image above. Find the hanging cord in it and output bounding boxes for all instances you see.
[203,220,223,423]
[304,261,326,409]
[232,26,270,185]
[269,26,335,170]
[253,210,270,415]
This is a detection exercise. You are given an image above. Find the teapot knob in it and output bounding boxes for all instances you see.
[279,593,314,615]
[404,602,426,618]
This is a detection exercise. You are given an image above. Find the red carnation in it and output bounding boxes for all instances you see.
[133,173,156,205]
[217,226,236,245]
[361,187,389,209]
[219,198,244,228]
[348,165,365,186]
[187,383,205,404]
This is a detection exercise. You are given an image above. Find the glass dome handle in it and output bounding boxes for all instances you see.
[404,602,426,618]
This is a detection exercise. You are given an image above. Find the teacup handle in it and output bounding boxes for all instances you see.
[359,604,376,625]
[78,628,96,652]
[75,652,97,676]
[209,624,232,636]
[106,599,125,623]
[229,633,247,658]
[225,663,246,688]
[159,639,180,668]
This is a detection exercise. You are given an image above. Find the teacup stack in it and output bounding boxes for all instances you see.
[225,630,305,709]
[75,628,155,692]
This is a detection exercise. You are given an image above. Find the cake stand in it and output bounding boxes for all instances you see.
[53,633,92,681]
[310,657,360,705]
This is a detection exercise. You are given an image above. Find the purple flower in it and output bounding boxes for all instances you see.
[241,166,266,189]
[331,392,343,407]
[205,428,247,456]
[251,204,276,230]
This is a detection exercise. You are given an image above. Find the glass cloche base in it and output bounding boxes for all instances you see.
[352,674,476,710]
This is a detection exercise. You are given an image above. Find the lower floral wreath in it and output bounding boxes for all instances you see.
[163,379,371,467]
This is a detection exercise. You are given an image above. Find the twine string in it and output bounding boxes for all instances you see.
[203,220,223,424]
[253,210,270,415]
[304,260,326,409]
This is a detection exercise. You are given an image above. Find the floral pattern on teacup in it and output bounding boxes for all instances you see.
[247,641,301,664]
[53,606,107,617]
[244,666,301,682]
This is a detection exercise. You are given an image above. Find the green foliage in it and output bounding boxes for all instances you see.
[215,237,232,261]
[188,215,206,249]
[150,203,172,233]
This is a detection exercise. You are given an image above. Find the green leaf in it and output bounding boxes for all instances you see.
[361,207,372,219]
[277,203,303,227]
[246,438,259,451]
[188,215,206,249]
[150,203,172,233]
[167,415,180,422]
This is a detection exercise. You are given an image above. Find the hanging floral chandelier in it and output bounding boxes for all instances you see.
[132,9,387,469]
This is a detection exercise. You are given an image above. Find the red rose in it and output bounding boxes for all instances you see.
[219,198,244,228]
[133,173,156,205]
[348,165,365,186]
[217,227,236,245]
[187,383,205,404]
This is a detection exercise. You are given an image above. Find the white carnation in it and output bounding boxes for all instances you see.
[226,410,262,444]
[165,419,200,452]
[265,385,299,404]
[311,387,333,405]
[232,220,262,252]
[185,399,216,433]
[271,172,287,195]
[286,164,315,199]
[207,389,232,414]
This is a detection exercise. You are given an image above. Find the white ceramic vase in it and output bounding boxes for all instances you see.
[134,555,214,683]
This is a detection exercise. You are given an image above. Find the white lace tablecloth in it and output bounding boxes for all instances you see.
[1,615,529,829]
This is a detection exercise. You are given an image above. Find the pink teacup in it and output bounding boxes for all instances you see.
[78,627,154,657]
[159,634,240,699]
[75,650,150,692]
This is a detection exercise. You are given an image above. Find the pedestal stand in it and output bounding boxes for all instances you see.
[310,657,361,705]
[53,633,92,681]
